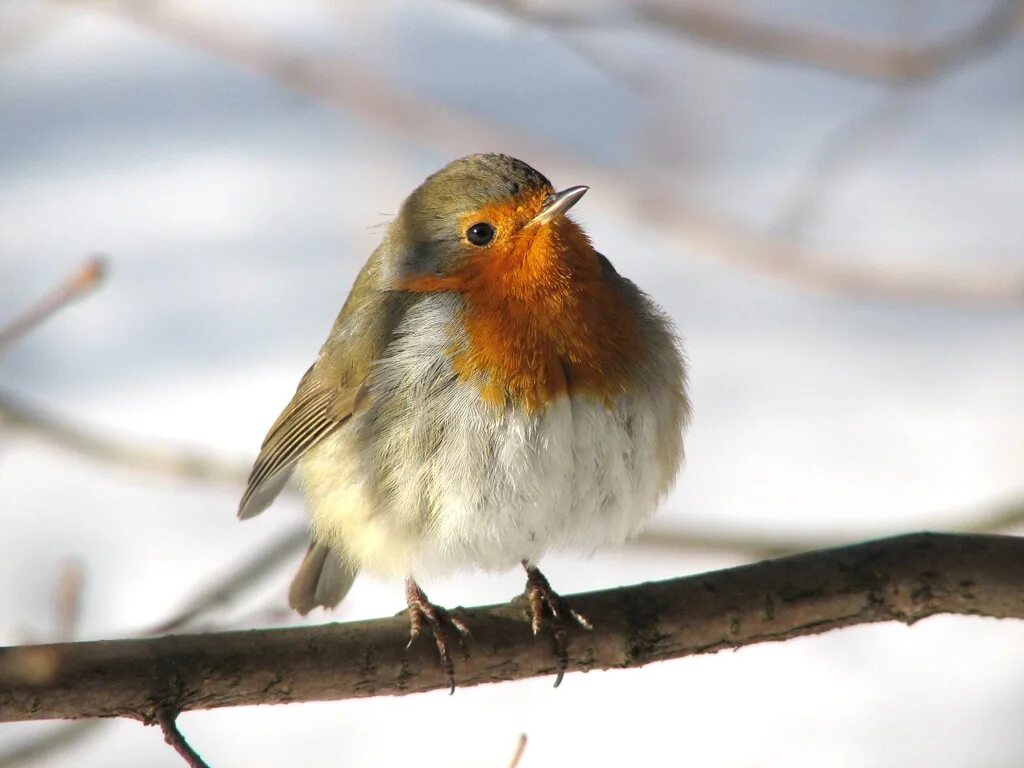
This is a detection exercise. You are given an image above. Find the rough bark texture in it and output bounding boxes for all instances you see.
[3,532,1023,723]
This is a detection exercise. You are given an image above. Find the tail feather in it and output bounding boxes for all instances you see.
[288,542,357,615]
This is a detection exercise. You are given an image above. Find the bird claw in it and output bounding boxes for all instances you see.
[405,580,470,694]
[523,563,592,687]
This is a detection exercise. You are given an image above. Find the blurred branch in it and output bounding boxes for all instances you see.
[0,5,70,60]
[639,195,1024,305]
[507,734,528,768]
[0,390,253,486]
[638,493,1024,558]
[636,0,1024,84]
[0,722,101,768]
[65,0,1024,306]
[636,527,846,560]
[463,0,1024,84]
[0,257,106,352]
[53,561,83,643]
[148,527,307,635]
[455,0,652,90]
[0,522,308,766]
[3,533,1024,721]
[775,93,912,238]
[773,1,929,239]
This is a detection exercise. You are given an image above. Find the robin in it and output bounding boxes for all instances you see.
[239,153,690,689]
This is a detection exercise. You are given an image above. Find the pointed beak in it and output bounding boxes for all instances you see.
[527,185,589,227]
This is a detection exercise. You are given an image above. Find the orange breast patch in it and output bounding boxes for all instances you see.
[403,213,643,412]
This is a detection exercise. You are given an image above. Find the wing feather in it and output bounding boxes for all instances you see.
[237,367,363,519]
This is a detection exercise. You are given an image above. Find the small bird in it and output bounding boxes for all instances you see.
[239,153,689,689]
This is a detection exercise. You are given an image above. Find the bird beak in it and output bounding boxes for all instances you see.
[527,185,589,227]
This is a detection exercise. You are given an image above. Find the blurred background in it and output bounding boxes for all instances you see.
[2,1,1023,765]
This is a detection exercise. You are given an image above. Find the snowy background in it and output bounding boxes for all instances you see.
[2,1,1023,766]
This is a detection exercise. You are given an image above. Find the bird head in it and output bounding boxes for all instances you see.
[388,154,591,293]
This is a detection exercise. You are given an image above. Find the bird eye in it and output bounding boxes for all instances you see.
[465,222,495,247]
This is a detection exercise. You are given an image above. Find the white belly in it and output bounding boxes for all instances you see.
[298,295,684,580]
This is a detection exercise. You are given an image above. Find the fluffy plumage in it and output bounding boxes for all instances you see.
[239,153,690,614]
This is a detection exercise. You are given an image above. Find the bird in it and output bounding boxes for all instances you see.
[238,153,690,690]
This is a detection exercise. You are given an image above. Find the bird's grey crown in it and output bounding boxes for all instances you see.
[449,153,552,198]
[403,153,553,221]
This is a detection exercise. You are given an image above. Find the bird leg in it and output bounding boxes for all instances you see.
[405,578,470,694]
[522,561,592,687]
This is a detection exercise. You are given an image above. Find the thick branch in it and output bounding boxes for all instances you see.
[2,532,1023,723]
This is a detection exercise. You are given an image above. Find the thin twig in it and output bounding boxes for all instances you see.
[53,560,83,643]
[3,533,1024,721]
[507,733,528,768]
[775,92,912,238]
[773,2,925,238]
[458,0,651,91]
[156,708,210,768]
[0,256,106,352]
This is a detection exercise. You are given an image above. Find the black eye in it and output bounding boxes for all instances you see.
[466,222,495,246]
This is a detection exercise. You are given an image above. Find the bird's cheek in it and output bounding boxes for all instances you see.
[389,244,443,287]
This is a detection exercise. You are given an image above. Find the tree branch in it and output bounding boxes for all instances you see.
[459,0,1024,84]
[3,532,1023,723]
[637,493,1024,557]
[0,256,105,353]
[156,708,209,768]
[0,389,253,487]
[506,734,527,768]
[635,0,1024,84]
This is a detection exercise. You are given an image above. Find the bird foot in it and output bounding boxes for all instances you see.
[405,579,470,694]
[522,563,592,687]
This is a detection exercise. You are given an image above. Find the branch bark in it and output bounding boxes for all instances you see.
[3,532,1023,723]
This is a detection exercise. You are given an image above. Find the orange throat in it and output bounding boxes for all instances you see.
[404,217,644,411]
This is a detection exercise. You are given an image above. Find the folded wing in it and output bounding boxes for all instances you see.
[237,365,364,520]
